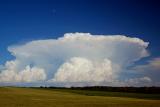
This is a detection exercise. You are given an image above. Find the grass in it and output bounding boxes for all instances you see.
[0,87,159,107]
[50,88,160,100]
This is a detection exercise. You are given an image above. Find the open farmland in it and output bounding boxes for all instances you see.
[0,87,159,107]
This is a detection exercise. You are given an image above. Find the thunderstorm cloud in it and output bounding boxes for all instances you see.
[0,33,156,86]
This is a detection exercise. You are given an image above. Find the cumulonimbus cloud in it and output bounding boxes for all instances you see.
[0,33,152,86]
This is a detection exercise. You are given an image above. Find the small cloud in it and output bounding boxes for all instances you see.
[126,76,152,85]
[132,57,160,85]
[133,57,160,71]
[0,60,46,82]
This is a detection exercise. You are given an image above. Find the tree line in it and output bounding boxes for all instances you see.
[39,86,160,94]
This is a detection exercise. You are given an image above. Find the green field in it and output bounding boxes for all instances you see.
[0,87,160,107]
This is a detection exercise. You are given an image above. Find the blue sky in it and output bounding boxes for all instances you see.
[0,0,160,64]
[0,0,160,86]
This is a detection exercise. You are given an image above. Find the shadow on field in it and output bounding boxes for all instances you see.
[31,87,160,100]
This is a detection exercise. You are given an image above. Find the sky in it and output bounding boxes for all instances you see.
[0,0,160,87]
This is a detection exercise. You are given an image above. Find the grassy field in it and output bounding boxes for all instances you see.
[0,87,160,107]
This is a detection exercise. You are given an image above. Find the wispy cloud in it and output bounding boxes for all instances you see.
[132,57,160,86]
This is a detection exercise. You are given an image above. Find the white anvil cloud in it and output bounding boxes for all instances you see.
[0,33,151,86]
